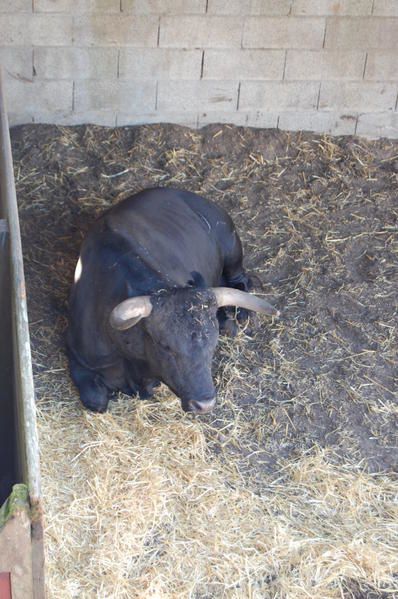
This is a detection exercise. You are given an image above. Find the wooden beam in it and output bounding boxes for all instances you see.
[0,68,45,599]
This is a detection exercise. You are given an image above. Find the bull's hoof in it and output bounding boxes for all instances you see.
[237,307,250,324]
[219,318,238,338]
[138,380,160,400]
[82,400,109,413]
[78,379,110,413]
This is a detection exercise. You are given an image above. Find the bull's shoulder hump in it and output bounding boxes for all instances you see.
[102,187,231,227]
[81,226,135,264]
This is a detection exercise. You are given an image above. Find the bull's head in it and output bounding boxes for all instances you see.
[109,288,278,415]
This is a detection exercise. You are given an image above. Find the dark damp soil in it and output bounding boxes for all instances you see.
[12,123,397,480]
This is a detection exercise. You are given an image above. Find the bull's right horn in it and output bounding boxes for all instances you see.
[212,287,280,317]
[110,296,153,330]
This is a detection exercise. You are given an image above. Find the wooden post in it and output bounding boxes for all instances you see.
[0,573,12,599]
[0,69,45,599]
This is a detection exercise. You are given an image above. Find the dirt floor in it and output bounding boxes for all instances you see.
[11,123,398,598]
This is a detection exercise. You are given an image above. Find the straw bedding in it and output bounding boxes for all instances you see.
[11,123,398,598]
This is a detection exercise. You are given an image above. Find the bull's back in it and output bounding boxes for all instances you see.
[101,188,230,287]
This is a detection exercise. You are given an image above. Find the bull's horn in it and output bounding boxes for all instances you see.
[212,287,279,317]
[110,296,153,330]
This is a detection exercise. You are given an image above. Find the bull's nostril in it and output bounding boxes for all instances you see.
[187,397,216,414]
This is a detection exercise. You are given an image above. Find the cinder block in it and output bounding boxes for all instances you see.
[0,15,72,45]
[292,0,372,15]
[121,0,206,14]
[203,50,285,80]
[246,111,279,127]
[356,112,398,138]
[365,51,398,80]
[33,0,120,12]
[239,81,320,111]
[0,15,33,45]
[372,0,398,16]
[0,48,32,81]
[32,15,73,44]
[319,81,397,111]
[207,0,291,15]
[117,111,199,127]
[73,15,159,46]
[8,112,34,126]
[325,17,398,49]
[74,80,157,112]
[278,111,357,134]
[0,0,31,12]
[197,111,250,126]
[159,16,243,48]
[5,79,73,113]
[119,49,202,80]
[285,50,366,80]
[33,47,118,80]
[158,81,238,112]
[33,110,117,125]
[243,17,325,49]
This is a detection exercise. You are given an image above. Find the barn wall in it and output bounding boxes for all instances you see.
[1,0,397,138]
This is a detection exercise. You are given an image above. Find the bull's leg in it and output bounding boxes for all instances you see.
[138,379,161,400]
[68,353,110,413]
[220,235,254,326]
[217,309,239,337]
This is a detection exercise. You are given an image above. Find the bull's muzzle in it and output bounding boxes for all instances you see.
[185,396,216,415]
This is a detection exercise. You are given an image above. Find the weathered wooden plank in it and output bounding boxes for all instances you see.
[0,572,12,599]
[0,219,20,507]
[0,68,41,505]
[0,487,33,599]
[0,68,45,599]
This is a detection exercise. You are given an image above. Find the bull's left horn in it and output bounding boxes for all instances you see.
[212,287,279,317]
[110,296,153,330]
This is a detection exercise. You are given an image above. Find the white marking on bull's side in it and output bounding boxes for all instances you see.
[200,214,211,232]
[74,257,82,283]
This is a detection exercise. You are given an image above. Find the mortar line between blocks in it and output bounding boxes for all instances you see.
[200,51,205,79]
[316,82,321,110]
[395,91,398,112]
[354,115,359,135]
[282,50,288,81]
[155,81,159,110]
[72,81,75,112]
[157,18,161,47]
[205,0,209,13]
[322,18,327,49]
[236,81,241,111]
[117,49,120,78]
[362,52,368,79]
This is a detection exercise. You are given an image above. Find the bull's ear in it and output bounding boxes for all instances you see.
[110,296,153,330]
[187,271,206,288]
[212,287,279,317]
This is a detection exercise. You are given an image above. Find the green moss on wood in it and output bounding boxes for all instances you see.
[0,483,30,529]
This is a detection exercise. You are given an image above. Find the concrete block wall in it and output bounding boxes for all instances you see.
[1,0,397,137]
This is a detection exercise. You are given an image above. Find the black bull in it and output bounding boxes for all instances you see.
[67,188,278,415]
